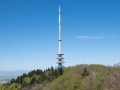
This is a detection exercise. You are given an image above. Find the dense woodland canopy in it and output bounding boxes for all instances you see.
[0,64,120,90]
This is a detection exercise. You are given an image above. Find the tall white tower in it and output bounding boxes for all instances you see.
[56,5,65,68]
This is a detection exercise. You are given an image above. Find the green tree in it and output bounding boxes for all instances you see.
[82,68,89,77]
[30,77,36,85]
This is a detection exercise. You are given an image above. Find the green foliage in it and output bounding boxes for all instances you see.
[31,74,37,79]
[49,64,120,90]
[10,78,15,84]
[82,68,89,77]
[22,77,31,87]
[23,77,31,83]
[30,77,36,85]
[37,73,47,84]
[2,64,120,90]
[0,67,64,90]
[8,83,16,90]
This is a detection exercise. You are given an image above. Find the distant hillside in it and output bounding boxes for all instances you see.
[0,70,29,76]
[1,64,120,90]
[0,76,17,82]
[0,70,29,83]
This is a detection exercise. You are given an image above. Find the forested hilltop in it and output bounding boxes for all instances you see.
[0,64,120,90]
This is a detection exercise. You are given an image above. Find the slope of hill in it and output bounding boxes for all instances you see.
[0,64,120,90]
[0,67,63,90]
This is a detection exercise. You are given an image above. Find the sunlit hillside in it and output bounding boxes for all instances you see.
[1,64,120,90]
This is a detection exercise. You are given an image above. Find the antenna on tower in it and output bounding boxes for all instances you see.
[56,4,65,69]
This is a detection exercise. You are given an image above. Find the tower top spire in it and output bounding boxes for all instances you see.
[59,5,61,15]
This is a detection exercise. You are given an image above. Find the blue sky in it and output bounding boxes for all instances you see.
[0,0,120,70]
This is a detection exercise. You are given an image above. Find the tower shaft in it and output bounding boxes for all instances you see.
[59,5,61,54]
[56,5,65,68]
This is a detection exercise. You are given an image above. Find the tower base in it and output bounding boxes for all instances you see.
[56,53,65,69]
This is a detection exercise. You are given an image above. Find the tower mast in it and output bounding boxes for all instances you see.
[56,5,65,68]
[59,5,61,54]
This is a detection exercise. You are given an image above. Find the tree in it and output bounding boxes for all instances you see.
[10,78,15,84]
[58,68,63,76]
[30,77,36,85]
[82,68,89,77]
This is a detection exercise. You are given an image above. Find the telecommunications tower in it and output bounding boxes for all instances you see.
[56,5,65,69]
